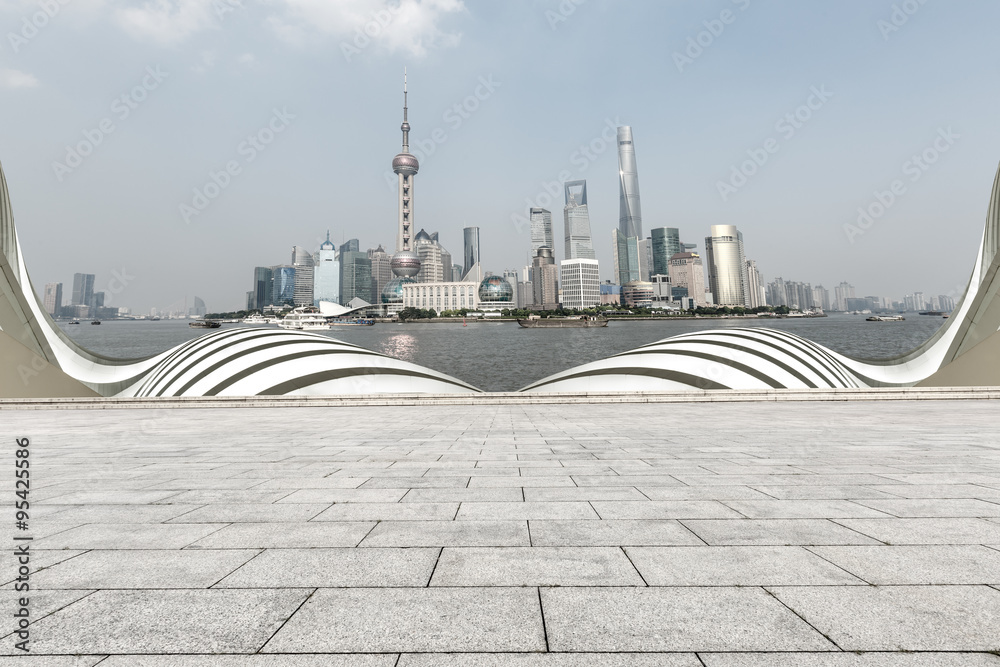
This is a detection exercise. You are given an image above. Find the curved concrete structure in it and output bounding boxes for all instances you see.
[523,161,1000,393]
[0,159,479,397]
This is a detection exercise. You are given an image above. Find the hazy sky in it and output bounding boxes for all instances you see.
[2,0,999,313]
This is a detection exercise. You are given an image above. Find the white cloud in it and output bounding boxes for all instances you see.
[0,68,39,88]
[192,50,217,73]
[237,52,256,66]
[115,0,219,45]
[267,0,466,57]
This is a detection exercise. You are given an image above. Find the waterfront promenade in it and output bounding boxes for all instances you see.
[2,394,1000,664]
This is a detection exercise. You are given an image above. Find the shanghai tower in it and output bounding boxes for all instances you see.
[617,126,642,239]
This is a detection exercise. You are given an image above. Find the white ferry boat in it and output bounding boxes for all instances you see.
[278,307,330,331]
[242,313,270,325]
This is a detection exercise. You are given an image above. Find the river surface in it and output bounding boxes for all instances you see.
[57,315,948,392]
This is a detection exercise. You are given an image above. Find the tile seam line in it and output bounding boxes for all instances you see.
[762,585,845,652]
[256,587,317,654]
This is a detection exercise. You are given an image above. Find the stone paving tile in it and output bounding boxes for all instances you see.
[311,502,459,521]
[467,476,577,488]
[34,504,202,524]
[721,500,892,519]
[398,654,702,666]
[541,587,834,651]
[699,653,1000,666]
[835,518,1000,544]
[868,484,1000,499]
[36,549,258,589]
[638,486,773,500]
[156,490,293,504]
[0,657,107,666]
[277,489,409,503]
[850,498,1000,517]
[165,503,331,523]
[522,487,649,501]
[216,547,439,588]
[572,475,683,487]
[0,589,95,637]
[670,474,894,487]
[430,547,644,586]
[529,520,703,546]
[0,550,85,586]
[360,520,529,547]
[808,545,1000,584]
[361,477,472,488]
[402,488,524,502]
[771,585,1000,651]
[750,486,908,500]
[626,546,865,586]
[37,490,183,505]
[23,589,308,654]
[591,500,743,520]
[188,522,375,549]
[681,519,882,546]
[100,656,397,666]
[33,523,228,550]
[263,588,545,653]
[250,477,370,489]
[456,501,599,521]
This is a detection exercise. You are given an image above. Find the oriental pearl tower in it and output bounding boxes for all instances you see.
[389,70,421,279]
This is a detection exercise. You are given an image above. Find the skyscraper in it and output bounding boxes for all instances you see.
[368,245,391,300]
[292,245,314,307]
[271,266,296,306]
[617,126,642,239]
[560,259,600,310]
[463,227,480,279]
[251,267,273,310]
[835,282,855,311]
[340,239,373,304]
[563,180,595,260]
[389,69,422,284]
[669,252,707,306]
[313,233,339,306]
[612,229,641,285]
[650,228,681,277]
[71,273,94,307]
[531,248,559,311]
[705,225,749,307]
[43,282,62,316]
[414,229,446,283]
[529,208,554,260]
[745,259,765,309]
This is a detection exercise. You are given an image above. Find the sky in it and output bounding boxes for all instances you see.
[2,0,1000,313]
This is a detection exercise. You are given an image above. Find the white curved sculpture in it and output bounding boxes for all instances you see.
[0,158,478,397]
[522,162,1000,393]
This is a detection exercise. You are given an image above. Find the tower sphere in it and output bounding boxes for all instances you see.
[393,153,419,175]
[390,250,421,278]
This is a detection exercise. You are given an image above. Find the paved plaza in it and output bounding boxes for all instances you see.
[2,398,1000,664]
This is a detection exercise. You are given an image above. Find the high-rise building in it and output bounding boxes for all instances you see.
[43,282,62,316]
[531,248,559,310]
[650,228,681,277]
[767,277,788,307]
[563,180,595,261]
[669,252,707,306]
[386,69,422,305]
[190,296,207,317]
[414,229,446,283]
[560,259,600,310]
[705,225,749,307]
[340,247,374,304]
[638,238,652,282]
[368,245,392,301]
[813,285,831,311]
[617,126,643,239]
[292,245,314,307]
[271,266,296,306]
[313,233,340,306]
[529,208,554,260]
[71,273,95,307]
[251,267,273,309]
[463,227,481,277]
[745,259,765,309]
[834,282,855,311]
[613,229,641,285]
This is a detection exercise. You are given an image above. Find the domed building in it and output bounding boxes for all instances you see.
[478,275,515,312]
[381,276,417,305]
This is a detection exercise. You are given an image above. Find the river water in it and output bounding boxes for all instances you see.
[58,315,947,392]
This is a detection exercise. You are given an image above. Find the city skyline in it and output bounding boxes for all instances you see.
[4,2,998,311]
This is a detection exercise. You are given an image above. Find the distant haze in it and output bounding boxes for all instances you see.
[2,0,998,312]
